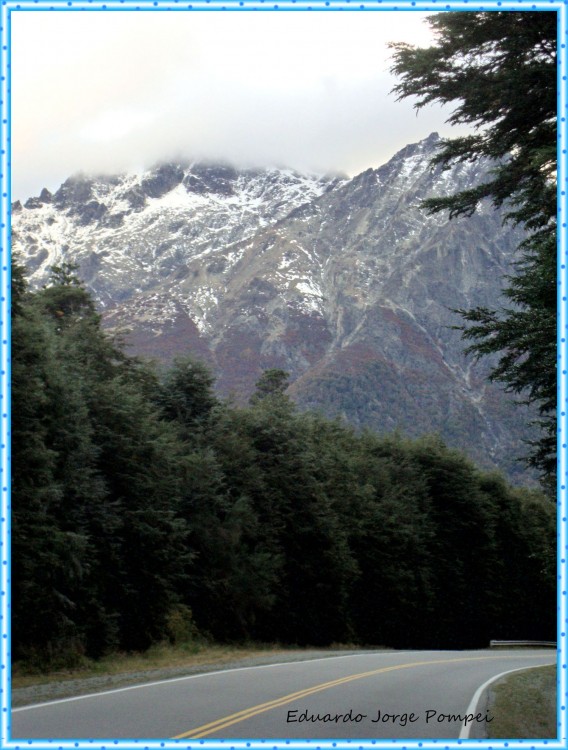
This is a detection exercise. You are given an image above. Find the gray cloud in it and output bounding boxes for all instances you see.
[11,9,470,201]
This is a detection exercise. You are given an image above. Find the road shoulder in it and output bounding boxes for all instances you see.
[12,649,382,708]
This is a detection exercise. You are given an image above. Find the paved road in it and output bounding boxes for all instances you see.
[12,649,556,740]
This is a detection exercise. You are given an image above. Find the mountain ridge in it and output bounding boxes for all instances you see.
[12,134,535,481]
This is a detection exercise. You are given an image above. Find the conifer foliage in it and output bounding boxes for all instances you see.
[11,261,555,667]
[390,12,557,487]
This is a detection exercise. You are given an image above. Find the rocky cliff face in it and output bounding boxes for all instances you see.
[12,134,535,480]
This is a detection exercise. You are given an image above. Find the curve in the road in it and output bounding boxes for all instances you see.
[174,654,551,739]
[12,650,556,740]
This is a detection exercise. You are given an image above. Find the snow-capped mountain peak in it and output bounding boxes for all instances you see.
[12,134,534,481]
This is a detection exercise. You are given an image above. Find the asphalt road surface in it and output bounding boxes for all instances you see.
[12,649,556,740]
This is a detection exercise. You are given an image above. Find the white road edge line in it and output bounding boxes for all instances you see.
[12,651,394,713]
[459,662,555,739]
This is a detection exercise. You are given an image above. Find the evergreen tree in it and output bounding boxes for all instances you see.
[11,259,98,663]
[249,369,290,404]
[391,12,557,487]
[347,432,436,648]
[157,356,218,440]
[13,263,193,659]
[85,373,190,652]
[477,474,556,641]
[240,396,358,645]
[38,262,99,323]
[405,436,500,647]
[206,406,283,641]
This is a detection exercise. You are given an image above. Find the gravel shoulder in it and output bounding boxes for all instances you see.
[12,649,380,708]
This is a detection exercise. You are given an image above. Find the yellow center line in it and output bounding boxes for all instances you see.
[172,653,552,739]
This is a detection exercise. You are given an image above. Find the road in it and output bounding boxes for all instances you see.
[11,649,556,740]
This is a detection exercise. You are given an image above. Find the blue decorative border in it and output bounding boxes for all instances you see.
[0,1,565,749]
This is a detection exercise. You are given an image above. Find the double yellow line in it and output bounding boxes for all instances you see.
[173,654,528,739]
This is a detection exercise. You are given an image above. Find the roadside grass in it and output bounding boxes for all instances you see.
[486,665,556,739]
[11,642,361,690]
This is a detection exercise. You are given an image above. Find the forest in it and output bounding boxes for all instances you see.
[11,258,556,670]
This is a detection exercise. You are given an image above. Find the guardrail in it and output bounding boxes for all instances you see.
[489,640,557,648]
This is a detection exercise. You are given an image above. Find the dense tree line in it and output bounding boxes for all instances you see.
[12,262,555,668]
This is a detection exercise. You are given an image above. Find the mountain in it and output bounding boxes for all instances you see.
[12,133,536,481]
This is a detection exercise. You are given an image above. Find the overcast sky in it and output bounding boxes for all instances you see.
[11,9,469,201]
